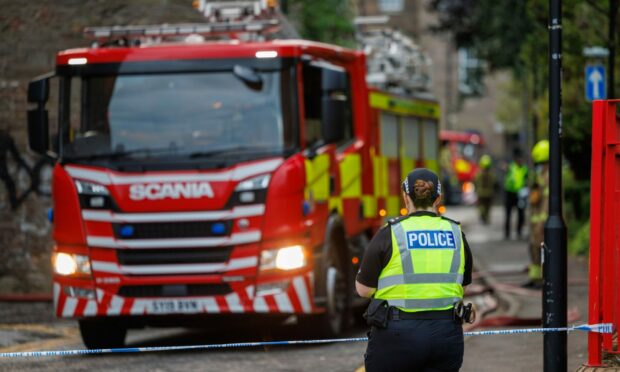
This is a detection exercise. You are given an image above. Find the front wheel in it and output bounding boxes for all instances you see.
[79,319,127,349]
[313,246,350,337]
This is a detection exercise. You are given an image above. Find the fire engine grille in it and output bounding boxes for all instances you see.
[112,221,232,240]
[118,283,232,298]
[116,247,232,266]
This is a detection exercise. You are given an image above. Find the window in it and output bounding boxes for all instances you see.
[401,117,420,159]
[423,120,438,160]
[302,62,353,148]
[458,47,485,97]
[380,113,398,158]
[378,0,404,12]
[61,69,295,160]
[302,64,323,147]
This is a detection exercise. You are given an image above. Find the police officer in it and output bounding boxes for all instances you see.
[522,140,549,289]
[356,168,473,372]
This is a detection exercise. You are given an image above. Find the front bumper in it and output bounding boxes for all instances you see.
[53,272,315,318]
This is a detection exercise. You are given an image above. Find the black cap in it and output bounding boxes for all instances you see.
[402,168,441,200]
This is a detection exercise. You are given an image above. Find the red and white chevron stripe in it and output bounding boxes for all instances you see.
[54,273,316,317]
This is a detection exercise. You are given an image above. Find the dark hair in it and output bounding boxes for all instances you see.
[411,179,436,209]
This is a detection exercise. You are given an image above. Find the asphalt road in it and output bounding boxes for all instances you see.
[1,205,568,372]
[0,298,373,372]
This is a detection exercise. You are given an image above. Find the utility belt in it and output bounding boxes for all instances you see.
[389,308,453,320]
[364,299,476,328]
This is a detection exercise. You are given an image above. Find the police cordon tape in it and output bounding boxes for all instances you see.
[0,323,612,359]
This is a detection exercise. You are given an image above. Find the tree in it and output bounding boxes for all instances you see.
[430,0,620,180]
[286,0,355,47]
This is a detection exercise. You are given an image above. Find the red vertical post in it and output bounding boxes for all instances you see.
[600,101,617,352]
[606,104,619,350]
[603,103,618,352]
[588,100,606,366]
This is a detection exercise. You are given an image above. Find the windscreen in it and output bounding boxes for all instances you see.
[456,142,482,161]
[62,69,295,161]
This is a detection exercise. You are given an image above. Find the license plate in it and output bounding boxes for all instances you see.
[150,299,199,314]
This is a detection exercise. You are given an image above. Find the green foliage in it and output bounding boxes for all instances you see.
[564,168,590,255]
[288,0,355,47]
[568,220,590,256]
[431,0,619,180]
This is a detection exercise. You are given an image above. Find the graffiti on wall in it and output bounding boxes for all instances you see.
[0,130,54,211]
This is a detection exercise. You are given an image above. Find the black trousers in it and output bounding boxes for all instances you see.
[365,318,464,372]
[504,191,525,239]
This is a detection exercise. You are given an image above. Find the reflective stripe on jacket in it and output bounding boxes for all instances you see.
[374,215,465,312]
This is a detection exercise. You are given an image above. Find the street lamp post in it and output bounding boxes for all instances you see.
[543,0,567,371]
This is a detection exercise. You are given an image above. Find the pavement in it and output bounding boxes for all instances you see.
[455,205,590,372]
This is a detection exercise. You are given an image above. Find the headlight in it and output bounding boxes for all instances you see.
[260,245,306,271]
[75,180,109,195]
[236,174,271,191]
[52,253,91,276]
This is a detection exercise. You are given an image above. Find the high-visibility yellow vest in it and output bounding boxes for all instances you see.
[504,162,528,193]
[374,215,465,312]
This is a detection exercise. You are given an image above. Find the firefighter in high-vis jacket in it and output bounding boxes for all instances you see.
[475,154,495,224]
[523,140,549,289]
[356,168,473,372]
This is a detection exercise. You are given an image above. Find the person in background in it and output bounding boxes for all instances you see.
[356,168,473,372]
[503,148,528,240]
[474,154,494,224]
[523,140,549,289]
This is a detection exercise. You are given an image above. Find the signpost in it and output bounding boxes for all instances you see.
[585,65,606,101]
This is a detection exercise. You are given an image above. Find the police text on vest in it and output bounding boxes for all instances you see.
[406,231,456,249]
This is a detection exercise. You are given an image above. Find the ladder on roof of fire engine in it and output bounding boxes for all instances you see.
[85,0,298,46]
[355,16,433,95]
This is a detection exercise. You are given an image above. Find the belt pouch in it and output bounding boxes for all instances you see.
[364,299,389,328]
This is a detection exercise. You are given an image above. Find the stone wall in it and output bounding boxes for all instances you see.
[0,0,204,294]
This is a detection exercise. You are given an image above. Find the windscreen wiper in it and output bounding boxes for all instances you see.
[189,146,284,158]
[64,147,180,161]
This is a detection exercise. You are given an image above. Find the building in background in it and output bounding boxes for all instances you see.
[0,0,206,294]
[356,0,510,159]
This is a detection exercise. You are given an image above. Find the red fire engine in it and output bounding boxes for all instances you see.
[439,130,485,205]
[26,2,440,348]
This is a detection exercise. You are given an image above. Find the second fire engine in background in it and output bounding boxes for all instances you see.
[439,130,485,205]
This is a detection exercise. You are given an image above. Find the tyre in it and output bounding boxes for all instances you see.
[79,319,127,349]
[322,254,349,335]
[312,224,351,337]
